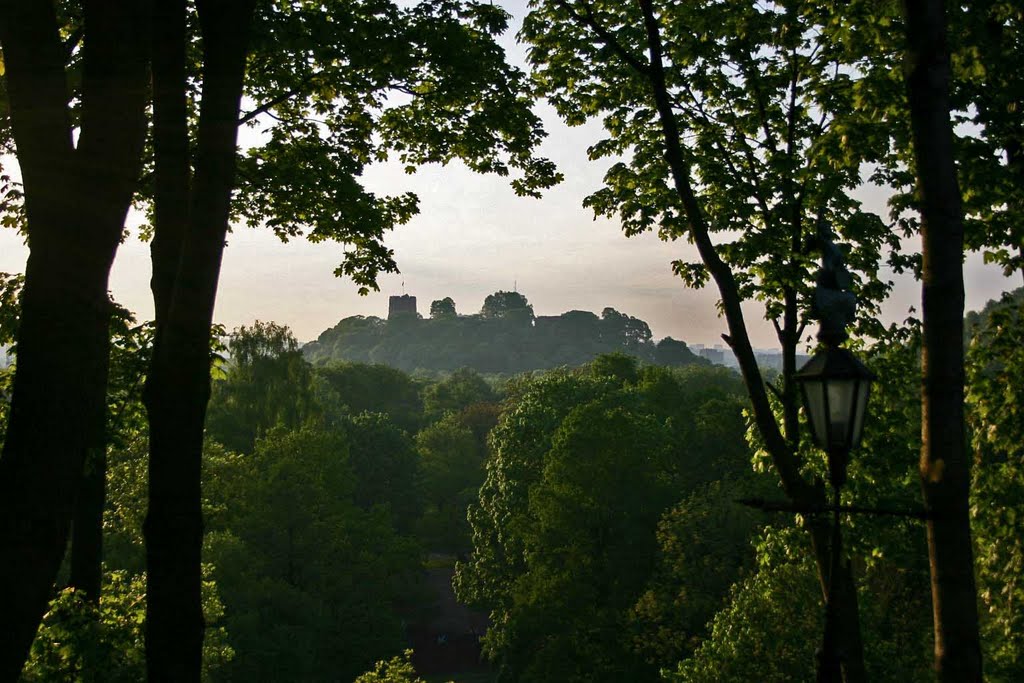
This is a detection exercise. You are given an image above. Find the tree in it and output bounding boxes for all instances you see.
[455,362,758,681]
[141,4,559,673]
[421,367,496,423]
[70,307,154,603]
[599,308,652,349]
[965,290,1024,680]
[430,297,457,319]
[356,650,434,683]
[667,553,822,682]
[206,321,317,454]
[344,411,422,533]
[455,370,619,628]
[653,337,704,368]
[630,479,766,668]
[480,290,535,324]
[416,414,485,554]
[205,426,421,682]
[0,3,149,676]
[589,351,640,385]
[490,395,680,683]
[0,275,154,606]
[142,3,256,677]
[902,0,983,677]
[666,322,935,679]
[316,361,425,434]
[519,3,899,675]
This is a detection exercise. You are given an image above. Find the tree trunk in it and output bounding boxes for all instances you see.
[635,2,867,679]
[0,246,116,682]
[143,2,253,680]
[69,446,107,602]
[902,1,984,680]
[0,2,148,679]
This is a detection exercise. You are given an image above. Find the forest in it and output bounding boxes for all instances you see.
[2,289,1022,682]
[1,1,1022,682]
[303,291,708,374]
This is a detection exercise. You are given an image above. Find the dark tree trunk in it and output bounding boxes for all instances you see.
[0,244,115,682]
[149,0,192,323]
[143,2,253,680]
[69,447,108,602]
[902,1,984,680]
[0,2,148,680]
[635,2,868,680]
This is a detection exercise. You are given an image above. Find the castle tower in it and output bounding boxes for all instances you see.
[388,294,417,319]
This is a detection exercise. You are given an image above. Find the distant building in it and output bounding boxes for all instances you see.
[698,347,725,365]
[388,294,417,320]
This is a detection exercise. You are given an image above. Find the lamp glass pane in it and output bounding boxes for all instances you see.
[850,379,872,447]
[827,378,856,449]
[802,380,828,448]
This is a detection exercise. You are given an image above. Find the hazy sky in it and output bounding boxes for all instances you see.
[0,2,1017,348]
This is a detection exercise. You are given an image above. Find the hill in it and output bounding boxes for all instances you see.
[303,291,708,375]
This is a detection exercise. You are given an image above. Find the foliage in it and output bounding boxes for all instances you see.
[589,351,640,385]
[105,307,154,449]
[206,321,319,453]
[966,288,1024,680]
[229,0,561,294]
[0,272,20,443]
[835,0,1024,278]
[103,366,432,681]
[0,272,21,349]
[431,297,458,319]
[455,361,757,682]
[455,370,619,611]
[345,410,423,532]
[356,650,436,683]
[205,426,423,683]
[315,360,425,434]
[666,550,821,683]
[22,568,232,683]
[422,368,498,423]
[599,307,653,349]
[22,573,147,683]
[521,0,896,333]
[480,291,534,324]
[630,479,768,666]
[416,413,487,554]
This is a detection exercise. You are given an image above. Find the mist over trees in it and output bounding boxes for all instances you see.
[304,291,709,374]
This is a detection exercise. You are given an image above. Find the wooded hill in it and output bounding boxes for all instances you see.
[303,291,708,374]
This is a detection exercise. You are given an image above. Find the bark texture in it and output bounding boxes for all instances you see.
[0,2,148,679]
[902,0,983,680]
[142,1,254,680]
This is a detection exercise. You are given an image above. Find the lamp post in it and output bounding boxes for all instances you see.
[736,221,910,681]
[795,344,875,683]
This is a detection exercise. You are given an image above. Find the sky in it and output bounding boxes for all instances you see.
[0,2,1017,349]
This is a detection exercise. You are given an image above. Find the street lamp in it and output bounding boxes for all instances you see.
[795,343,875,683]
[794,346,876,489]
[736,222,909,681]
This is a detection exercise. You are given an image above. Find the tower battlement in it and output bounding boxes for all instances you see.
[388,294,417,319]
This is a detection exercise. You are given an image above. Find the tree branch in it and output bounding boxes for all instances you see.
[637,0,810,500]
[239,86,306,125]
[554,0,651,75]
